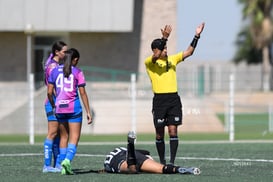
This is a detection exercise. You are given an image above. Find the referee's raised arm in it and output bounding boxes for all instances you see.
[151,25,172,63]
[182,22,205,60]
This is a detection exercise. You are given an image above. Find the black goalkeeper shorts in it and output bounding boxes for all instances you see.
[104,147,149,173]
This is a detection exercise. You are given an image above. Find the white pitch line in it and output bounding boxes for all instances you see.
[175,156,273,163]
[0,153,41,157]
[0,153,273,163]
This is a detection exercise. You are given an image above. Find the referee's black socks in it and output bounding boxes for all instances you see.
[156,139,166,165]
[169,136,178,164]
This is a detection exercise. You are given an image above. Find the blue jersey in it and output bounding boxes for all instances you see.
[48,65,86,114]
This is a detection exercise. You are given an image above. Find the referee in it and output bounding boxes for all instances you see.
[144,23,205,165]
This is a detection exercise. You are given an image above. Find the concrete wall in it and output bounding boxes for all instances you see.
[0,0,144,81]
[138,0,177,73]
[0,0,179,82]
[0,32,27,81]
[0,0,134,32]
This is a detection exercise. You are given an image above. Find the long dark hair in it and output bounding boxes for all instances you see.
[44,41,67,70]
[63,48,80,78]
[52,41,67,57]
[70,48,80,61]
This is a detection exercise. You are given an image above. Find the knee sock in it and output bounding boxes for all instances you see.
[169,136,178,164]
[65,143,77,162]
[127,142,136,166]
[156,139,165,164]
[52,136,60,167]
[43,138,53,166]
[55,147,67,168]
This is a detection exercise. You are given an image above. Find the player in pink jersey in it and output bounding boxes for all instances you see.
[43,41,67,173]
[47,48,93,175]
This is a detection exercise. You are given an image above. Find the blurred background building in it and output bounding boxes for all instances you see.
[0,0,139,82]
[0,0,272,136]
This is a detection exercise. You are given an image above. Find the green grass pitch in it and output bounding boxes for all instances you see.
[0,112,273,181]
[0,142,272,182]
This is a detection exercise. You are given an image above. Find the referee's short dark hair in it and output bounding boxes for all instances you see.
[151,38,163,50]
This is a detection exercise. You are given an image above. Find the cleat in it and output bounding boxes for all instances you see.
[178,167,201,175]
[61,168,66,175]
[54,165,62,173]
[42,166,59,173]
[61,159,74,175]
[128,131,136,144]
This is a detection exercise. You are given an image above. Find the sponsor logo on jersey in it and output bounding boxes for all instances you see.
[157,118,165,123]
[59,100,69,104]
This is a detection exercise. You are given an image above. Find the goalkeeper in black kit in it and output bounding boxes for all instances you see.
[102,131,200,175]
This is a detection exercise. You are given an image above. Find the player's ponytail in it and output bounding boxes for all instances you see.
[63,50,73,78]
[70,48,80,61]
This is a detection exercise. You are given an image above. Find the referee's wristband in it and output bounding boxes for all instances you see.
[161,37,168,42]
[190,35,200,48]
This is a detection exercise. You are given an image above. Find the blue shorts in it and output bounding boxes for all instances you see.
[56,111,83,123]
[45,100,57,122]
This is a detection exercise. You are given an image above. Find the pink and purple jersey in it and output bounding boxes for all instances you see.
[44,54,57,86]
[44,54,58,105]
[48,65,86,114]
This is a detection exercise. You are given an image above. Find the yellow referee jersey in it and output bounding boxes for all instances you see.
[145,52,184,94]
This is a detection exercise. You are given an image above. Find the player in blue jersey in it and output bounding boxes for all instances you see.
[47,48,93,175]
[43,41,68,173]
[102,131,200,175]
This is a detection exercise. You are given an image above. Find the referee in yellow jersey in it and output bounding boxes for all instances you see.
[145,23,205,165]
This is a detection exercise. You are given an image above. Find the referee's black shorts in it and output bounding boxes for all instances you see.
[152,92,183,128]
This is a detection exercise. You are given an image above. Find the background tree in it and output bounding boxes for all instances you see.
[234,0,273,91]
[233,27,262,65]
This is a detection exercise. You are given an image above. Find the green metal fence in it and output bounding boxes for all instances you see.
[80,66,135,82]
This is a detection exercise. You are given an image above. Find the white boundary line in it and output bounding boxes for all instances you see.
[0,153,273,163]
[0,140,273,146]
[175,156,273,163]
[79,140,273,145]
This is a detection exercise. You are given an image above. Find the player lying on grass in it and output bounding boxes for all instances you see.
[102,131,200,175]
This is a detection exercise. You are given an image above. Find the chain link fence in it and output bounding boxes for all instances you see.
[0,62,272,137]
